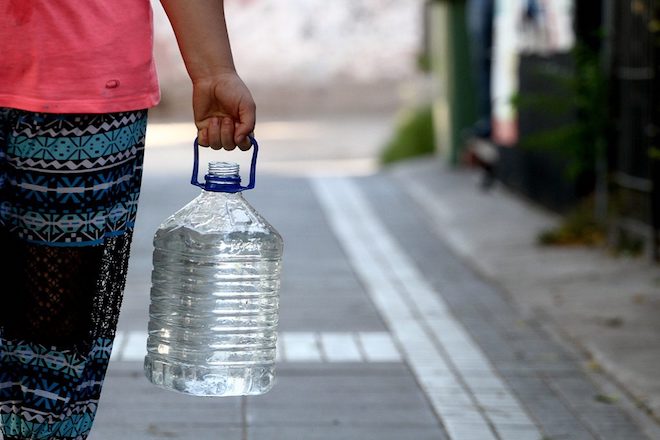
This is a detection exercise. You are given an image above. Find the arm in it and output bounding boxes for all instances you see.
[160,0,255,150]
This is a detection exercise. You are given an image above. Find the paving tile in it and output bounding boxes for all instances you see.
[314,177,546,439]
[495,425,545,440]
[246,364,442,432]
[443,421,497,440]
[282,332,322,362]
[504,377,597,438]
[97,374,243,423]
[92,170,651,440]
[89,425,243,440]
[249,178,387,332]
[320,332,363,362]
[109,331,125,361]
[246,404,436,427]
[357,332,402,362]
[92,372,243,440]
[116,330,402,365]
[122,331,148,362]
[249,426,448,440]
[360,174,648,440]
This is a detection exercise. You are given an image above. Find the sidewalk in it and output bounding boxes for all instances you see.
[89,122,657,439]
[393,160,660,425]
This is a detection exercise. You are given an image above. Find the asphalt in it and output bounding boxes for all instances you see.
[87,119,659,440]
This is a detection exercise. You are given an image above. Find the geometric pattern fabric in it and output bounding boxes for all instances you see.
[0,337,113,440]
[0,108,147,439]
[0,108,146,246]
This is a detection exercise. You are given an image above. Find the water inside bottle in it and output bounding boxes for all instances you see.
[144,161,283,396]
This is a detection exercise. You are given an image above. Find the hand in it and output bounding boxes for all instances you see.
[193,71,256,151]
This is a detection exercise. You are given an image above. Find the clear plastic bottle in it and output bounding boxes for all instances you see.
[144,152,283,397]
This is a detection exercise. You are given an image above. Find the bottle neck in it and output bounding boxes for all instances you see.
[209,161,239,178]
[203,161,243,193]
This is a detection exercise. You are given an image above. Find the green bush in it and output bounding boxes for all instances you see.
[381,106,435,165]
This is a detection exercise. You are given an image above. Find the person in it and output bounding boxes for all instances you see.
[466,0,494,142]
[0,1,256,438]
[465,0,498,189]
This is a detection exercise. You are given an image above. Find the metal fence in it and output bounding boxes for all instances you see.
[608,0,660,259]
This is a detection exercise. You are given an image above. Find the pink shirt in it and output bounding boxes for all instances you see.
[0,0,160,114]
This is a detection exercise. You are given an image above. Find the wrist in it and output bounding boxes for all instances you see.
[189,64,237,84]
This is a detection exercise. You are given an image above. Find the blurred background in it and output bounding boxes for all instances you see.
[93,1,660,439]
[153,0,424,119]
[151,0,660,257]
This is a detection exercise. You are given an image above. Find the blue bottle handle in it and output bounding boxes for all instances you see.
[191,136,259,193]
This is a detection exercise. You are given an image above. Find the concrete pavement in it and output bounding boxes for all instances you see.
[392,159,660,436]
[88,120,657,439]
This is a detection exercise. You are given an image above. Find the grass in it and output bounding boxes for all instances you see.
[380,105,435,165]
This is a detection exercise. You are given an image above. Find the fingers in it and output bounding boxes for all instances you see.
[198,127,209,148]
[220,118,236,151]
[207,117,221,150]
[236,130,252,151]
[199,117,238,150]
[198,114,254,151]
[235,101,257,150]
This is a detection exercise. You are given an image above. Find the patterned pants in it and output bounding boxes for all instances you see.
[0,109,147,439]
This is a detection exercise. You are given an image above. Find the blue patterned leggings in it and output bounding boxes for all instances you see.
[0,109,147,439]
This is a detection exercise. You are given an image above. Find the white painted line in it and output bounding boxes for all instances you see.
[312,178,495,439]
[281,332,322,362]
[275,335,284,363]
[122,331,148,362]
[109,331,124,361]
[319,332,363,362]
[112,331,401,364]
[312,177,542,440]
[358,332,402,362]
[444,421,497,440]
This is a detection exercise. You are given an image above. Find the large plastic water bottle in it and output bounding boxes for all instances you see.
[144,137,283,396]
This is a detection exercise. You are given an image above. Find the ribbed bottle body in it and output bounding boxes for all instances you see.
[144,191,283,396]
